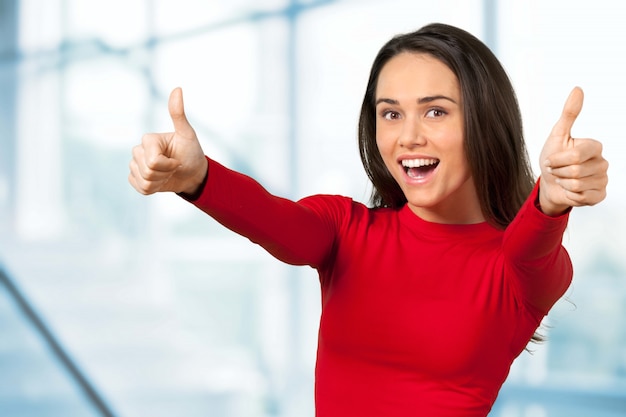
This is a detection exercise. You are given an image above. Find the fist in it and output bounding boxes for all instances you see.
[539,87,609,216]
[128,88,208,195]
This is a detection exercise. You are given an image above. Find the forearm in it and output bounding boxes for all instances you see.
[503,180,573,312]
[183,157,334,267]
[538,181,571,217]
[504,180,570,259]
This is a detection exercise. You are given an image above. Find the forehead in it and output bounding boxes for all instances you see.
[375,52,460,100]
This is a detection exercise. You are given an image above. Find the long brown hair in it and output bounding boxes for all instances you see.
[358,23,535,230]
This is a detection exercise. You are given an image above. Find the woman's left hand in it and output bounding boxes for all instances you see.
[538,87,609,216]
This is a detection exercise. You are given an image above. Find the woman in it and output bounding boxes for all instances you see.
[128,23,608,417]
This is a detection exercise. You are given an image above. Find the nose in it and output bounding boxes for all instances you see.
[398,118,426,148]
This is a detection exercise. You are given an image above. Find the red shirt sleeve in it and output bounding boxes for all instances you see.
[502,178,573,315]
[184,157,341,268]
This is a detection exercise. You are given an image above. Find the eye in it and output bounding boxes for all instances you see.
[426,108,447,118]
[381,110,401,120]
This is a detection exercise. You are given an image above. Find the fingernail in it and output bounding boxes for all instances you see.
[555,178,560,184]
[543,159,551,168]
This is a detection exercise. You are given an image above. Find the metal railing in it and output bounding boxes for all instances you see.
[0,264,117,417]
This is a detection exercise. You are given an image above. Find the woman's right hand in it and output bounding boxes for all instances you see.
[128,87,208,196]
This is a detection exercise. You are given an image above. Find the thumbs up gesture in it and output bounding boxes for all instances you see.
[129,87,208,195]
[538,87,609,216]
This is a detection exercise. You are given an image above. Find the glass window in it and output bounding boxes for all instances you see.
[1,1,624,416]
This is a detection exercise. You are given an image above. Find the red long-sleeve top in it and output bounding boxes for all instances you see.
[186,157,573,417]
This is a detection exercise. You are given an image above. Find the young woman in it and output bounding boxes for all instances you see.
[129,23,608,417]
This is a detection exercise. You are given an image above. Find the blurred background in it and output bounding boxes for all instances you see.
[0,0,625,416]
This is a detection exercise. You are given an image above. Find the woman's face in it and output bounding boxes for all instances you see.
[375,52,483,224]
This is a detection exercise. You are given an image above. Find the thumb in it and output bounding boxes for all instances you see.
[168,87,195,137]
[550,86,584,143]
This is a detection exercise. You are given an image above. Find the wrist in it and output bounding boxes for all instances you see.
[538,191,570,217]
[178,157,209,201]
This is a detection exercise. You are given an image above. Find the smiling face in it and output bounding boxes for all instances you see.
[375,52,484,224]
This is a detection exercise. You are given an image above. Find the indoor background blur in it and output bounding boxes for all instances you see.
[0,0,625,416]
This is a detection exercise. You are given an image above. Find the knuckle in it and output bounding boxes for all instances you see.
[145,154,159,170]
[137,180,156,195]
[595,140,604,153]
[601,159,609,172]
[568,192,587,206]
[129,176,151,195]
[131,144,143,159]
[566,179,582,192]
[569,149,583,163]
[142,165,161,182]
[144,157,158,172]
[571,190,605,207]
[568,164,582,178]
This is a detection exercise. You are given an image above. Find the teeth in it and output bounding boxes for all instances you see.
[401,158,439,168]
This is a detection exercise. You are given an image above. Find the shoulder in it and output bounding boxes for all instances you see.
[298,194,369,214]
[297,194,394,229]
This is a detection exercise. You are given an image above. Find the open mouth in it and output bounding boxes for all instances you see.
[401,158,440,179]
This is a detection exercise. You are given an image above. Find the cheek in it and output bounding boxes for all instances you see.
[440,132,466,161]
[375,140,395,170]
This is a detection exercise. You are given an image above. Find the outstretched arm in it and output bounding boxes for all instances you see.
[503,181,573,314]
[129,88,338,268]
[505,87,609,313]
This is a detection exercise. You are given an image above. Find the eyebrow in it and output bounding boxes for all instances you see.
[375,95,458,106]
